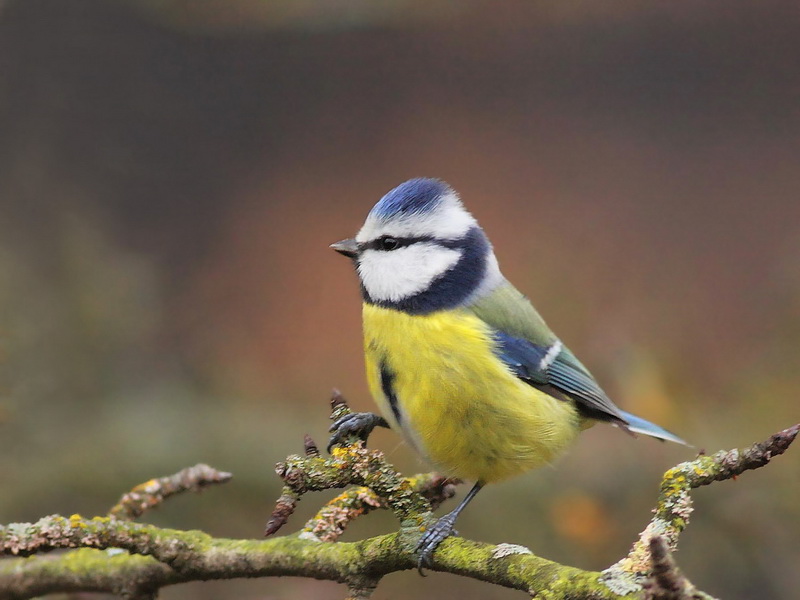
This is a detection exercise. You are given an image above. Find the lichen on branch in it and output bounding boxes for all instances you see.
[0,391,796,600]
[265,392,458,540]
[602,423,800,592]
[108,463,232,521]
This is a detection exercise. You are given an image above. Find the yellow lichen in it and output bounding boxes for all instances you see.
[132,479,159,492]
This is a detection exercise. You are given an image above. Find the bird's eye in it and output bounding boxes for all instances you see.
[379,236,400,251]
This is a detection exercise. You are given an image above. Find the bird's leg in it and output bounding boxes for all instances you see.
[416,481,484,575]
[327,412,389,453]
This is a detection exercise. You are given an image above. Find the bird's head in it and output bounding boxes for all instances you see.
[331,178,502,313]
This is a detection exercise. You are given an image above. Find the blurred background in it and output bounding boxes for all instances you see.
[1,1,798,598]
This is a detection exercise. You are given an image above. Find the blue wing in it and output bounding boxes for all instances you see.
[492,330,627,425]
[492,330,688,444]
[467,281,687,443]
[492,331,551,385]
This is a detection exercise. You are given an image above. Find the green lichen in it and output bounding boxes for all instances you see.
[2,418,794,598]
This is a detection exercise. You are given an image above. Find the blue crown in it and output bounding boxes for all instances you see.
[370,178,451,220]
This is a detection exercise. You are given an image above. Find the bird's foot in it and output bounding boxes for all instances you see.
[327,412,389,453]
[416,513,459,575]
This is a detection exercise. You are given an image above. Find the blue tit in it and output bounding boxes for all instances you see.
[329,178,687,570]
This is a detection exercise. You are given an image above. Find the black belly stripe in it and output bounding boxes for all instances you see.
[379,361,402,424]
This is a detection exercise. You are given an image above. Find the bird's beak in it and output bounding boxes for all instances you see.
[330,238,359,259]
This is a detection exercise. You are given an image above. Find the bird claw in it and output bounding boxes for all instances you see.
[327,412,388,453]
[416,514,459,576]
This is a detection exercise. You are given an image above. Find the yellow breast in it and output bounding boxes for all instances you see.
[363,304,581,483]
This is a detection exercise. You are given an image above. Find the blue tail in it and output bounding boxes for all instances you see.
[618,410,690,446]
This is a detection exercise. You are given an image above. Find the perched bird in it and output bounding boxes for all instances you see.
[329,178,687,571]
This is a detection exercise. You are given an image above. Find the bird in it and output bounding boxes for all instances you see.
[328,177,687,572]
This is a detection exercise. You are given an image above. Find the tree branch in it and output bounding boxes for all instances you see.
[0,516,618,599]
[298,472,457,543]
[0,392,796,599]
[642,536,717,600]
[603,423,800,588]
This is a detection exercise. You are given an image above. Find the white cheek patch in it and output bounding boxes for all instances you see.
[356,192,476,243]
[358,243,462,302]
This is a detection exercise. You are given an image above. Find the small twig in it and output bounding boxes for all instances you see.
[265,436,323,536]
[302,487,384,542]
[266,392,460,539]
[108,464,232,521]
[304,434,320,458]
[330,388,348,411]
[265,391,438,537]
[300,473,459,542]
[264,487,301,537]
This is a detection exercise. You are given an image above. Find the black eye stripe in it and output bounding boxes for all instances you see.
[361,235,431,251]
[360,235,466,252]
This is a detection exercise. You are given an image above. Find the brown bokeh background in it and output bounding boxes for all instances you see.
[1,1,798,598]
